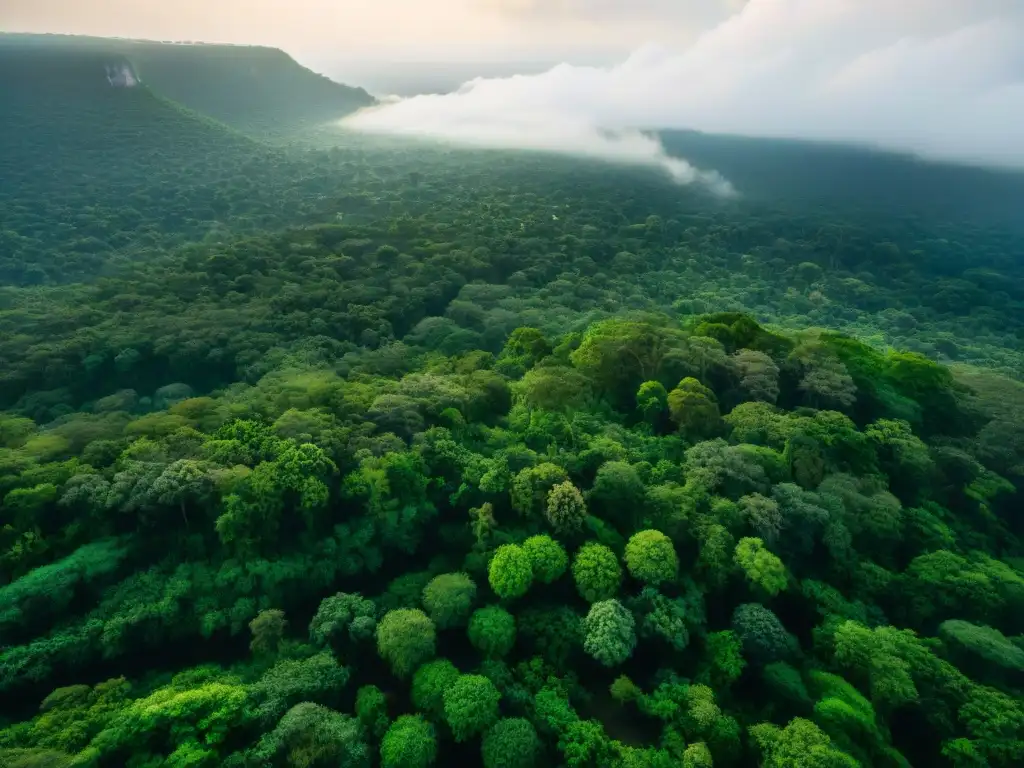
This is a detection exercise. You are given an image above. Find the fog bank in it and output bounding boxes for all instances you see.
[344,0,1024,191]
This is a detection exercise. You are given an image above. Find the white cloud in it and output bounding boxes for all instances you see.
[344,0,1024,191]
[482,0,744,30]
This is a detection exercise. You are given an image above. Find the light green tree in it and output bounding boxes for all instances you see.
[624,530,678,585]
[734,537,788,596]
[488,544,533,599]
[522,535,569,584]
[376,609,436,678]
[572,542,622,602]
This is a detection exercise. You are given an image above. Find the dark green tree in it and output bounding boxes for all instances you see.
[444,674,502,742]
[381,715,437,768]
[377,609,437,678]
[249,609,287,656]
[731,603,798,665]
[482,718,542,768]
[469,606,517,658]
[545,481,588,534]
[411,659,461,715]
[356,684,390,740]
[582,599,636,667]
[422,573,477,629]
[310,592,377,650]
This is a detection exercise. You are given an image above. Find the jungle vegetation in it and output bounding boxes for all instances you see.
[0,34,1023,768]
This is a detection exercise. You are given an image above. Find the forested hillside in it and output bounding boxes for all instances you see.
[1,33,1024,768]
[0,34,374,136]
[659,131,1024,232]
[0,40,376,285]
[118,43,374,137]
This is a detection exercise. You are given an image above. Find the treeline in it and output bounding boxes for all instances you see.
[2,167,1023,420]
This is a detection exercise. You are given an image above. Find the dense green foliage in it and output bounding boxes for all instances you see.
[376,609,436,678]
[380,714,436,768]
[573,542,624,603]
[1,32,1024,768]
[521,534,568,584]
[583,599,637,667]
[468,607,517,659]
[410,659,460,716]
[444,674,502,743]
[488,544,533,600]
[624,529,679,585]
[481,717,541,768]
[422,572,476,629]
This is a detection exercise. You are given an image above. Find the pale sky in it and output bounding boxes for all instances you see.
[0,0,742,60]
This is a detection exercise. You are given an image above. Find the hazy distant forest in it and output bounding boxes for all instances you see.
[1,33,1024,768]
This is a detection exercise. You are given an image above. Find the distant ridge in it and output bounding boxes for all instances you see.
[0,33,375,137]
[0,40,315,284]
[659,129,1024,232]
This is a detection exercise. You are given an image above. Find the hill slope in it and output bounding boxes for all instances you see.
[0,43,272,283]
[0,33,374,137]
[660,129,1024,233]
[129,44,375,137]
[0,39,376,285]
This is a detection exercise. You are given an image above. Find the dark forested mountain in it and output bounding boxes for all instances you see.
[1,33,1023,768]
[119,42,374,137]
[660,130,1024,233]
[0,38,377,285]
[0,33,374,136]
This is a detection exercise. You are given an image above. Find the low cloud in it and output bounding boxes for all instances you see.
[344,0,1024,190]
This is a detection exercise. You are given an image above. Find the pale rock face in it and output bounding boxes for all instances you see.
[105,63,139,88]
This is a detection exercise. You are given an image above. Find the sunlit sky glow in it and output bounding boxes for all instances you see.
[2,0,741,60]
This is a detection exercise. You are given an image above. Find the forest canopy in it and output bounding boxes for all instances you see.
[1,32,1023,768]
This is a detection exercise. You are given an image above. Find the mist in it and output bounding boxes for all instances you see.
[344,0,1024,192]
[316,58,610,99]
